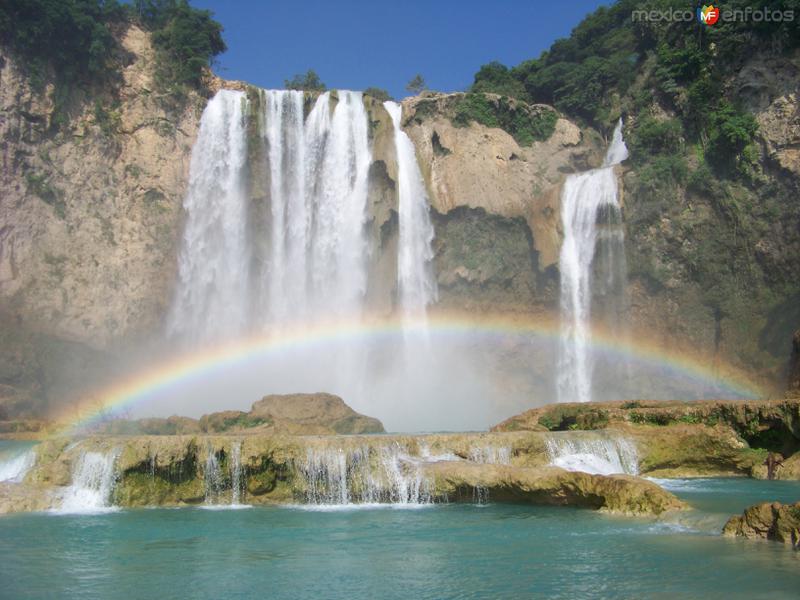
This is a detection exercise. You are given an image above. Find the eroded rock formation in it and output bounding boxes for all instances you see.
[723,501,800,549]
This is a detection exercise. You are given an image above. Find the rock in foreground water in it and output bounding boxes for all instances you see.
[424,462,685,515]
[723,501,800,549]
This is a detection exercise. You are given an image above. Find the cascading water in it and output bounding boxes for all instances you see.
[296,444,432,506]
[557,119,629,403]
[168,88,372,386]
[257,90,372,327]
[545,432,638,476]
[0,447,36,483]
[58,451,118,513]
[167,90,250,343]
[383,101,438,324]
[204,447,225,504]
[230,441,244,506]
[468,446,512,465]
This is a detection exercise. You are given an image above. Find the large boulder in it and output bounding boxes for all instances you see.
[723,501,800,549]
[249,393,385,435]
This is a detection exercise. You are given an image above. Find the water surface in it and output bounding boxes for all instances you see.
[1,479,798,599]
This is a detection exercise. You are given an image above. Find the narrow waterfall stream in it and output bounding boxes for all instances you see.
[557,119,629,403]
[383,101,438,325]
[230,441,244,506]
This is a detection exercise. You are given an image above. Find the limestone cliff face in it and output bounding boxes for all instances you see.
[400,93,603,312]
[0,26,208,416]
[621,50,800,392]
[0,26,203,349]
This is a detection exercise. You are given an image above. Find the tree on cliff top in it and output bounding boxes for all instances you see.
[405,74,426,95]
[0,0,226,95]
[136,0,226,90]
[284,69,326,92]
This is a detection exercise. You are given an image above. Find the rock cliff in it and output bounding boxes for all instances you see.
[1,22,799,421]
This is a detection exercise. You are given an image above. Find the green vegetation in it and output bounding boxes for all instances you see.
[0,0,126,87]
[25,172,65,218]
[470,0,797,169]
[138,0,226,91]
[284,69,326,92]
[405,74,426,95]
[468,0,800,373]
[0,0,225,113]
[537,405,610,431]
[363,87,392,102]
[452,93,557,145]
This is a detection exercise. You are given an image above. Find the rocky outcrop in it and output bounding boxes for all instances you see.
[92,393,385,436]
[0,26,203,346]
[789,330,800,395]
[493,399,800,478]
[723,501,800,549]
[246,393,385,434]
[1,430,684,515]
[396,93,602,313]
[425,461,684,515]
[0,25,211,419]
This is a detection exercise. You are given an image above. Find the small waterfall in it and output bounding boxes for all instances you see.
[545,433,638,475]
[203,448,225,504]
[296,444,431,506]
[0,448,36,483]
[557,119,629,403]
[167,90,250,343]
[203,443,247,507]
[58,451,118,513]
[468,446,512,465]
[383,101,438,324]
[230,441,244,506]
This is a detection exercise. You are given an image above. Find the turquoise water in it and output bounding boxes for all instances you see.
[1,479,799,599]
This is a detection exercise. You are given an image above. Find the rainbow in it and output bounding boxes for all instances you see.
[54,311,765,434]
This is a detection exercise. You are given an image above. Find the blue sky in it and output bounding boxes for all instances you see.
[192,0,611,99]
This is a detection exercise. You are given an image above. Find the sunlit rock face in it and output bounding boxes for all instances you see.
[723,500,800,549]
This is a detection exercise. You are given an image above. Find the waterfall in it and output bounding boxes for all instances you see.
[58,451,118,513]
[383,101,438,323]
[296,444,432,506]
[230,441,244,506]
[256,89,371,327]
[167,90,250,343]
[0,448,36,483]
[203,447,224,504]
[545,432,638,476]
[168,88,372,346]
[557,119,629,403]
[202,443,246,507]
[468,446,512,465]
